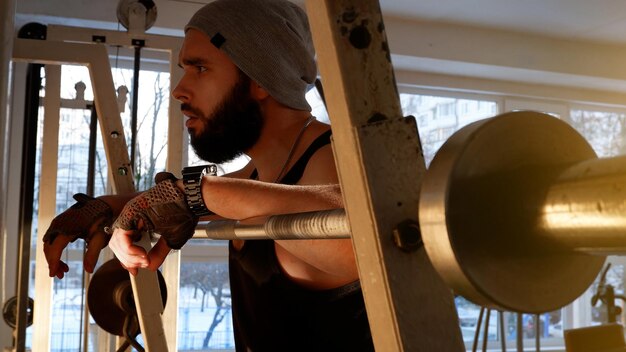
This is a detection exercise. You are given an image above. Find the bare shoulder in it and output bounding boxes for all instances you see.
[298,127,338,185]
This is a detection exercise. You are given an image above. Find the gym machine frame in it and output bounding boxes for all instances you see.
[11,0,626,351]
[13,0,471,350]
[12,30,183,351]
[12,0,487,350]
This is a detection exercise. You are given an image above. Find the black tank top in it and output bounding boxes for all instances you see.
[228,130,374,351]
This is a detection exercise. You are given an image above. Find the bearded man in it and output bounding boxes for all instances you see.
[43,0,374,350]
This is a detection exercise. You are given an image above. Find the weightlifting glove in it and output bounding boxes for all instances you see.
[42,193,113,245]
[111,172,197,249]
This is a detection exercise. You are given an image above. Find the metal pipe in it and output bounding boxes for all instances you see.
[130,45,141,173]
[83,104,98,351]
[482,309,491,352]
[534,314,540,352]
[540,155,626,254]
[516,313,523,352]
[197,208,349,240]
[87,104,97,196]
[15,62,43,352]
[0,0,16,346]
[498,310,506,352]
[472,306,485,352]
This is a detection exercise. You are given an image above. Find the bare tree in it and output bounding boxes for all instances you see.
[180,262,231,349]
[135,72,168,189]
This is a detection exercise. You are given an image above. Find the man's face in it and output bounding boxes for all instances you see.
[186,72,263,163]
[173,29,263,163]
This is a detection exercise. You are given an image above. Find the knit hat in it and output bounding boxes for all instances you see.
[185,0,317,111]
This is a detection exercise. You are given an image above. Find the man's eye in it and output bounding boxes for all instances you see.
[197,66,207,73]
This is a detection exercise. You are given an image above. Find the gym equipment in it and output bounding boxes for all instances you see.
[2,296,33,329]
[116,0,157,31]
[419,110,613,313]
[198,209,349,240]
[201,111,622,317]
[88,258,167,351]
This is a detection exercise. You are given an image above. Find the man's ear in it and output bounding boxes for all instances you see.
[250,81,270,101]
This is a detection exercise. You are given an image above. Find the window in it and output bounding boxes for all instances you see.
[569,108,626,157]
[400,92,626,351]
[30,63,174,351]
[400,92,498,165]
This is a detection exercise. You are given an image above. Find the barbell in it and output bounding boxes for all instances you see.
[197,110,619,314]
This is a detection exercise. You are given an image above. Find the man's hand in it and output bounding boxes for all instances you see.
[42,193,113,278]
[108,231,173,276]
[108,173,198,274]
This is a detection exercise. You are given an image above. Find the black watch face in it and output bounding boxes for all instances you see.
[184,164,216,177]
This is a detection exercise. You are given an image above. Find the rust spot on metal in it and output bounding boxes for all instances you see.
[367,112,388,123]
[349,24,371,49]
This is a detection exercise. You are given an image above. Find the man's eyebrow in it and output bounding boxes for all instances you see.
[179,57,208,68]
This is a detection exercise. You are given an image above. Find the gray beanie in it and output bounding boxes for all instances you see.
[185,0,317,111]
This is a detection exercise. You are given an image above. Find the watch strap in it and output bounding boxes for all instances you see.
[182,164,217,217]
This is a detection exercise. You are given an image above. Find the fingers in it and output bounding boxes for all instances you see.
[51,260,69,279]
[43,235,72,278]
[146,237,172,271]
[108,228,149,275]
[84,230,109,273]
[119,261,139,276]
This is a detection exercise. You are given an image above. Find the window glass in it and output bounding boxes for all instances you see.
[400,94,498,165]
[568,108,626,333]
[30,63,172,351]
[569,109,626,157]
[177,262,234,350]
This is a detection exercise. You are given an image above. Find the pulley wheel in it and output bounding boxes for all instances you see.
[2,296,34,328]
[88,258,167,336]
[117,0,158,31]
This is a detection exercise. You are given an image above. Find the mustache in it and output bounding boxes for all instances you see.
[180,103,203,117]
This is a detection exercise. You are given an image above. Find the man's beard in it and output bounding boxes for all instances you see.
[184,73,263,164]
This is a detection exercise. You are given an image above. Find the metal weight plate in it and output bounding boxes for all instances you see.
[419,110,605,313]
[88,258,167,336]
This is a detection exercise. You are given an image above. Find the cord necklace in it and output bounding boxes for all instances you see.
[274,115,316,183]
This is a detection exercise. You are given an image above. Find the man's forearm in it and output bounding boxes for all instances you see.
[183,176,343,220]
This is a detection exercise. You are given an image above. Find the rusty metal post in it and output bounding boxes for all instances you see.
[306,1,464,351]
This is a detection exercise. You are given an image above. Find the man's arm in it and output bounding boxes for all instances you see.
[202,145,357,289]
[110,144,358,289]
[108,178,344,273]
[199,176,343,219]
[271,145,358,290]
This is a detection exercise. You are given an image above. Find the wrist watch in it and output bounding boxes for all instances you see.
[182,164,217,217]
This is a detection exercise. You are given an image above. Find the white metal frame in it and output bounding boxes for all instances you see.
[0,0,16,347]
[12,38,172,351]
